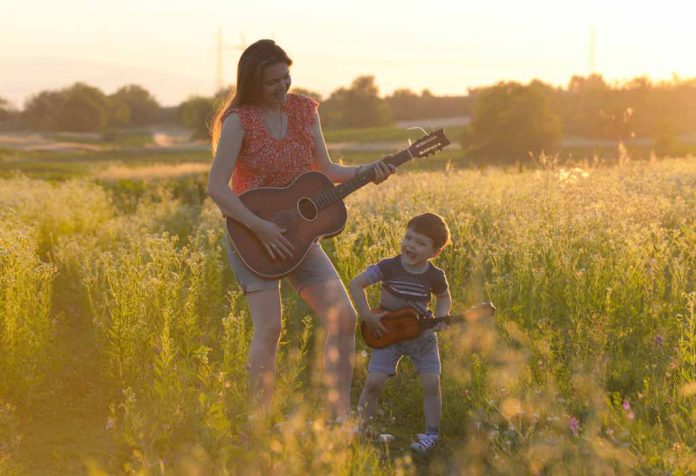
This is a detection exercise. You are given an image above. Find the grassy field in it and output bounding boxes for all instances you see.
[1,135,695,474]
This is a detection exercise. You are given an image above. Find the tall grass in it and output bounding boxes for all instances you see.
[1,157,695,473]
[0,220,55,402]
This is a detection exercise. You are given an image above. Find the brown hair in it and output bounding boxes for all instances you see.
[211,39,292,155]
[407,212,451,252]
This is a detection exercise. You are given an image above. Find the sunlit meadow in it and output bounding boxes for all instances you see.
[1,156,695,474]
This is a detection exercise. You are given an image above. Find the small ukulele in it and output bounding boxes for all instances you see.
[360,302,496,349]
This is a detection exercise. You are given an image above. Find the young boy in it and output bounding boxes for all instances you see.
[350,212,452,453]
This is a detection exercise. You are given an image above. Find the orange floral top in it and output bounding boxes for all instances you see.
[225,94,319,195]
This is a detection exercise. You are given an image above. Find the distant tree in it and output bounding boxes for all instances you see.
[562,75,613,138]
[106,95,131,128]
[290,87,323,102]
[385,88,472,121]
[56,83,109,132]
[0,97,20,130]
[22,90,67,130]
[466,81,562,162]
[0,97,14,121]
[209,85,236,118]
[321,76,391,128]
[178,96,216,139]
[110,84,160,125]
[385,89,421,120]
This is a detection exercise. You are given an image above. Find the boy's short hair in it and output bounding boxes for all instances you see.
[406,212,451,252]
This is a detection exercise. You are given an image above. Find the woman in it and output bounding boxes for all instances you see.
[207,39,395,419]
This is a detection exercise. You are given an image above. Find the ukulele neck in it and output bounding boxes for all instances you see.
[418,315,465,330]
[418,303,496,330]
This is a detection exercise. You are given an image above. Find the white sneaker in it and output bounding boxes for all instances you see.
[410,433,439,454]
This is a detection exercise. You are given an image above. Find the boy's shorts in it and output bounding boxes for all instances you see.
[367,330,441,375]
[225,236,341,294]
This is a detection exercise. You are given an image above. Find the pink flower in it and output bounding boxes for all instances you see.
[105,417,115,431]
[568,417,580,436]
[622,400,635,420]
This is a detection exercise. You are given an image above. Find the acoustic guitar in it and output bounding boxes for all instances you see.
[360,302,496,349]
[226,129,450,278]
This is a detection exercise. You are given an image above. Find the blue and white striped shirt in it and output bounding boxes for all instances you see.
[364,255,448,318]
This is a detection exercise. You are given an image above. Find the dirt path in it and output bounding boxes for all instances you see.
[13,280,116,474]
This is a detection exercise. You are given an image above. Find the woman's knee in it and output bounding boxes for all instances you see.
[339,306,358,333]
[322,303,357,336]
[246,289,283,343]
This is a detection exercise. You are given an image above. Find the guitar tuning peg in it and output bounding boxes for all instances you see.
[407,126,429,137]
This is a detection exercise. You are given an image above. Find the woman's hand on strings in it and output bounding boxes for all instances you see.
[251,219,294,259]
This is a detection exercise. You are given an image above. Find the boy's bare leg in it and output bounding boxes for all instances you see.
[419,373,441,433]
[357,372,389,426]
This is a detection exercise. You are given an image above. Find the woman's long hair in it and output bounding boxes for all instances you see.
[211,39,292,155]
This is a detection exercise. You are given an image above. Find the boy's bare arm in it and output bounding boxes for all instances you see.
[350,272,389,335]
[349,272,374,316]
[434,289,452,318]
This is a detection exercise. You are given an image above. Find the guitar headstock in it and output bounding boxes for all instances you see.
[409,129,450,158]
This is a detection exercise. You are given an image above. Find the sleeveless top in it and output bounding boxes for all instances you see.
[224,94,319,194]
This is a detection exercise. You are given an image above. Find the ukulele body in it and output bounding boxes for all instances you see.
[360,308,424,349]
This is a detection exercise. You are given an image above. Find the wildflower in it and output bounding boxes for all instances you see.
[105,417,115,431]
[655,335,663,346]
[568,417,580,436]
[622,400,631,411]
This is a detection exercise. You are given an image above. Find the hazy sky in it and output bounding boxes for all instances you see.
[2,0,694,107]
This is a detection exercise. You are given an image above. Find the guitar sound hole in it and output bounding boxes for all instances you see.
[297,197,318,221]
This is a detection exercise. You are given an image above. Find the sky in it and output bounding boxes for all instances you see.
[2,0,695,108]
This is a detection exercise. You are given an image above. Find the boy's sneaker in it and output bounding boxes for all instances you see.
[410,433,439,454]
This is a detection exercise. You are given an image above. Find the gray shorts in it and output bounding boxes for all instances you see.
[367,330,441,376]
[225,237,342,294]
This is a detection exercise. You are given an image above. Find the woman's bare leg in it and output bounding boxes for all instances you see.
[245,288,283,408]
[300,279,357,420]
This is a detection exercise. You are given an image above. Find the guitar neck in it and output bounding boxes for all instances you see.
[315,149,413,211]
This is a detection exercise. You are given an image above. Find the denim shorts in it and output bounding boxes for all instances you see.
[224,237,342,294]
[367,330,441,375]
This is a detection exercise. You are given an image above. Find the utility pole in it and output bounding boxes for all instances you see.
[215,27,246,92]
[589,26,596,75]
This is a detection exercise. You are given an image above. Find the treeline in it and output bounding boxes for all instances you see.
[1,75,695,154]
[0,76,470,138]
[462,75,696,161]
[0,84,163,132]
